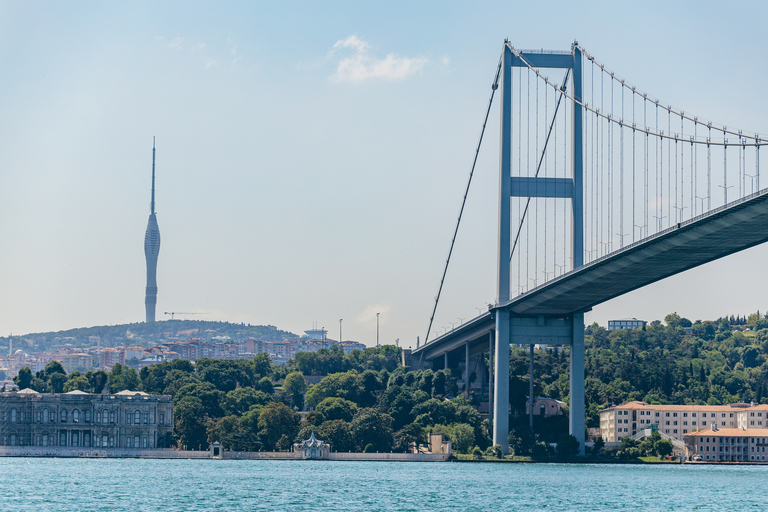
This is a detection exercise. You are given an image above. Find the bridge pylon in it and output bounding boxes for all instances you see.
[493,41,585,454]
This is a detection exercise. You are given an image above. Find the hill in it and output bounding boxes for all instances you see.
[0,320,298,353]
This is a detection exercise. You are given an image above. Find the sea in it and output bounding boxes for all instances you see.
[0,458,763,511]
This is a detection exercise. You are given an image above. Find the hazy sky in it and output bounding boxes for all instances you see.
[2,1,768,346]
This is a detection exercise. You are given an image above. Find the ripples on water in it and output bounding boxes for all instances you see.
[0,458,765,511]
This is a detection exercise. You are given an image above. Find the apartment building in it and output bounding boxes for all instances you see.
[600,401,768,442]
[684,428,768,462]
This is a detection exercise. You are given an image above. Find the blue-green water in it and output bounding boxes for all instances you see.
[0,458,764,511]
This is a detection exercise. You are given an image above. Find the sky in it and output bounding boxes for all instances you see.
[2,1,768,347]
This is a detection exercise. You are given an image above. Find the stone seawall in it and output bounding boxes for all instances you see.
[0,447,447,462]
[0,447,210,458]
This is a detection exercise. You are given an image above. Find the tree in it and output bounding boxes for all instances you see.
[318,420,354,452]
[175,382,225,419]
[258,402,300,451]
[108,363,140,393]
[86,370,109,394]
[315,397,357,423]
[222,388,272,416]
[49,372,66,394]
[655,439,673,458]
[64,375,90,392]
[44,361,66,378]
[14,367,33,390]
[254,377,274,395]
[174,397,208,450]
[592,437,605,456]
[393,423,426,453]
[283,371,307,409]
[350,408,394,452]
[206,415,253,451]
[556,434,580,459]
[443,423,475,454]
[250,353,272,380]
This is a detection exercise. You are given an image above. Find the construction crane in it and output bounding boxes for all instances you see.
[164,312,210,320]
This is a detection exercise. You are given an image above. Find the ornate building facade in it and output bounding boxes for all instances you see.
[0,389,174,450]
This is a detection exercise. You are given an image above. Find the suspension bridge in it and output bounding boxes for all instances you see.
[412,40,768,455]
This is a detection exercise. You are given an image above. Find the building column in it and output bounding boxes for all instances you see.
[493,310,510,452]
[444,352,448,371]
[570,312,585,455]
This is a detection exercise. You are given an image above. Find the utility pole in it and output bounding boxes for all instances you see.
[376,313,380,347]
[339,319,343,344]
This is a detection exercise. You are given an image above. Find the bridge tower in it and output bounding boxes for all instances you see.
[494,42,585,453]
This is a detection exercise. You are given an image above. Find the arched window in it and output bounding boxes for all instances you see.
[84,432,90,447]
[43,408,49,423]
[540,404,546,416]
[110,411,115,423]
[126,412,132,424]
[102,434,109,447]
[134,435,140,448]
[10,434,17,446]
[103,410,110,423]
[42,434,48,447]
[61,409,67,422]
[60,432,66,446]
[10,409,16,422]
[73,410,80,423]
[127,437,132,448]
[72,432,79,447]
[84,410,91,423]
[135,410,141,424]
[96,412,101,423]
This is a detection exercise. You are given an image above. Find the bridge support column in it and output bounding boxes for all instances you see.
[465,342,470,397]
[569,312,585,455]
[493,310,510,453]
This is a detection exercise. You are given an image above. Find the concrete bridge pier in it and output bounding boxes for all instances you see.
[491,312,586,455]
[570,312,585,455]
[492,310,510,452]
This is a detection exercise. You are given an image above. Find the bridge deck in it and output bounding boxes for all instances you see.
[415,188,768,359]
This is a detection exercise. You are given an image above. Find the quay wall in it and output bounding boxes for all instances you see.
[0,447,210,458]
[0,446,447,461]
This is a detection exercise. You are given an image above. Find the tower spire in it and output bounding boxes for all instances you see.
[151,136,156,214]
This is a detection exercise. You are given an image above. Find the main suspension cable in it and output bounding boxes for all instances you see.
[424,55,503,344]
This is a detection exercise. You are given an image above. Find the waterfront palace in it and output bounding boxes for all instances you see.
[600,400,768,443]
[0,389,174,450]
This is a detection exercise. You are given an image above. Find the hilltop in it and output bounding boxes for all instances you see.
[0,320,298,353]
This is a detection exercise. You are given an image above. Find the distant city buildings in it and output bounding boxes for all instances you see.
[607,318,647,331]
[0,326,372,378]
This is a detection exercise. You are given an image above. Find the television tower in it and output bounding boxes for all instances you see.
[144,137,161,322]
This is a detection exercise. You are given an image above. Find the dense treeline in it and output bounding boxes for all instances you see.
[516,312,768,429]
[10,311,768,457]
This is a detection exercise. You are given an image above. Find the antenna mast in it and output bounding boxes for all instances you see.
[151,136,156,214]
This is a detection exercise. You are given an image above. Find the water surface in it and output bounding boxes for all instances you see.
[0,458,763,511]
